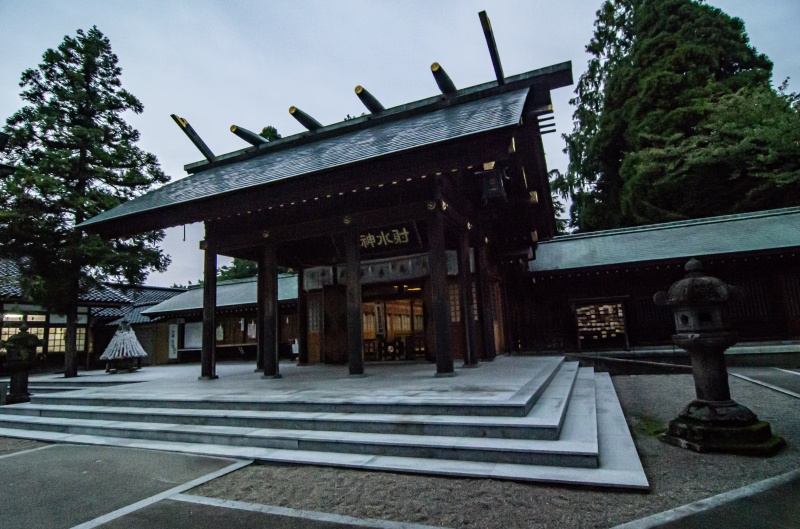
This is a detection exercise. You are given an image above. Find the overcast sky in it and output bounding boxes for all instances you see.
[1,1,798,287]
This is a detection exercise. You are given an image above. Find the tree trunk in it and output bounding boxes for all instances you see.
[64,303,79,378]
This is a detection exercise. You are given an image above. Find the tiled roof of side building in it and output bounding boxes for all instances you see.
[142,275,298,317]
[79,88,532,230]
[530,207,800,273]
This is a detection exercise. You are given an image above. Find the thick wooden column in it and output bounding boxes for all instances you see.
[297,268,309,365]
[260,242,281,379]
[477,243,497,361]
[457,231,479,366]
[428,212,455,376]
[200,249,218,379]
[345,229,364,375]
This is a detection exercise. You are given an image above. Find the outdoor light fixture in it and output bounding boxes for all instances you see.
[477,166,509,202]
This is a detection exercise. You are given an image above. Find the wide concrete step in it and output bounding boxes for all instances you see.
[28,357,567,417]
[0,371,645,488]
[4,363,579,440]
[0,367,597,468]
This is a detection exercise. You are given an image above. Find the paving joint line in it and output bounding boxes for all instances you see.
[69,457,253,529]
[729,373,800,399]
[0,443,55,460]
[610,469,800,529]
[172,493,445,529]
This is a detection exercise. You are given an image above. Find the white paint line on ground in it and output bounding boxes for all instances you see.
[0,443,55,460]
[610,469,800,529]
[729,373,800,399]
[776,368,800,377]
[172,493,445,529]
[69,457,253,529]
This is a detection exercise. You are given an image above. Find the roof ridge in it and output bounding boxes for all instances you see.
[543,206,800,244]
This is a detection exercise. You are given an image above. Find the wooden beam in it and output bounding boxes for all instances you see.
[458,230,479,366]
[260,242,281,378]
[205,201,434,254]
[200,249,218,379]
[479,11,505,85]
[345,229,365,375]
[297,269,309,365]
[477,242,497,361]
[428,210,456,376]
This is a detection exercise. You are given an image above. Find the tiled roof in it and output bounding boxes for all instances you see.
[79,88,531,229]
[530,207,800,273]
[92,307,126,318]
[143,275,298,316]
[110,304,162,326]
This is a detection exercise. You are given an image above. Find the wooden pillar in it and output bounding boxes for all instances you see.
[200,249,218,379]
[260,242,281,378]
[297,268,309,365]
[345,228,364,375]
[477,243,497,361]
[428,212,455,376]
[457,231,479,366]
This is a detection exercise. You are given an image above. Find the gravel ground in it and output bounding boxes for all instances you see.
[189,374,800,529]
[0,437,49,457]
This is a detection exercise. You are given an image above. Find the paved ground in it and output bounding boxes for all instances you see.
[0,445,242,529]
[26,358,559,405]
[730,367,800,396]
[0,443,441,529]
[1,364,797,528]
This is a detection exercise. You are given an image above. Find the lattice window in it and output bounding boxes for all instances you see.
[47,327,86,353]
[448,283,461,323]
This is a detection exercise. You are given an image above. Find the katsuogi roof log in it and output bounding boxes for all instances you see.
[431,62,457,95]
[355,85,385,114]
[230,124,269,146]
[289,106,323,131]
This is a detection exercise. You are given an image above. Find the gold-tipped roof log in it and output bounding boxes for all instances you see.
[230,124,269,146]
[354,85,385,114]
[431,62,457,95]
[289,106,323,131]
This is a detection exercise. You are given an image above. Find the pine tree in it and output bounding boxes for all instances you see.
[0,27,170,377]
[556,0,798,231]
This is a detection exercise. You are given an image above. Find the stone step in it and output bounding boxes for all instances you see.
[28,357,566,417]
[27,379,139,388]
[0,371,645,488]
[27,385,87,394]
[5,363,579,440]
[0,367,597,468]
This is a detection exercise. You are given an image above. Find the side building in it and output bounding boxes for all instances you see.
[527,207,800,354]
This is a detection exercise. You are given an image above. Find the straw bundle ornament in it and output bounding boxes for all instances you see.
[100,322,147,361]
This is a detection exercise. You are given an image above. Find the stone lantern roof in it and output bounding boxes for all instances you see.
[654,258,739,308]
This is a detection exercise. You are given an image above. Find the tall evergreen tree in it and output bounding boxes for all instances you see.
[556,0,798,231]
[0,27,170,377]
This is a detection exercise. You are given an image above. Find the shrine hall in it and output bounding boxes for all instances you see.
[80,16,572,379]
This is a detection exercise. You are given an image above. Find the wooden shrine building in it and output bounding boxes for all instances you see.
[80,16,572,379]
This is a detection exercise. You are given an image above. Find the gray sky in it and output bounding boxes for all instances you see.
[1,1,798,287]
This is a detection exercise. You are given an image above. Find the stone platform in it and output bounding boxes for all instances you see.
[0,356,648,489]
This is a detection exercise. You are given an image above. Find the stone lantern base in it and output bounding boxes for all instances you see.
[660,399,785,456]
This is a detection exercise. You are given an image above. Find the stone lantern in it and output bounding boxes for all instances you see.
[1,323,42,405]
[653,258,784,455]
